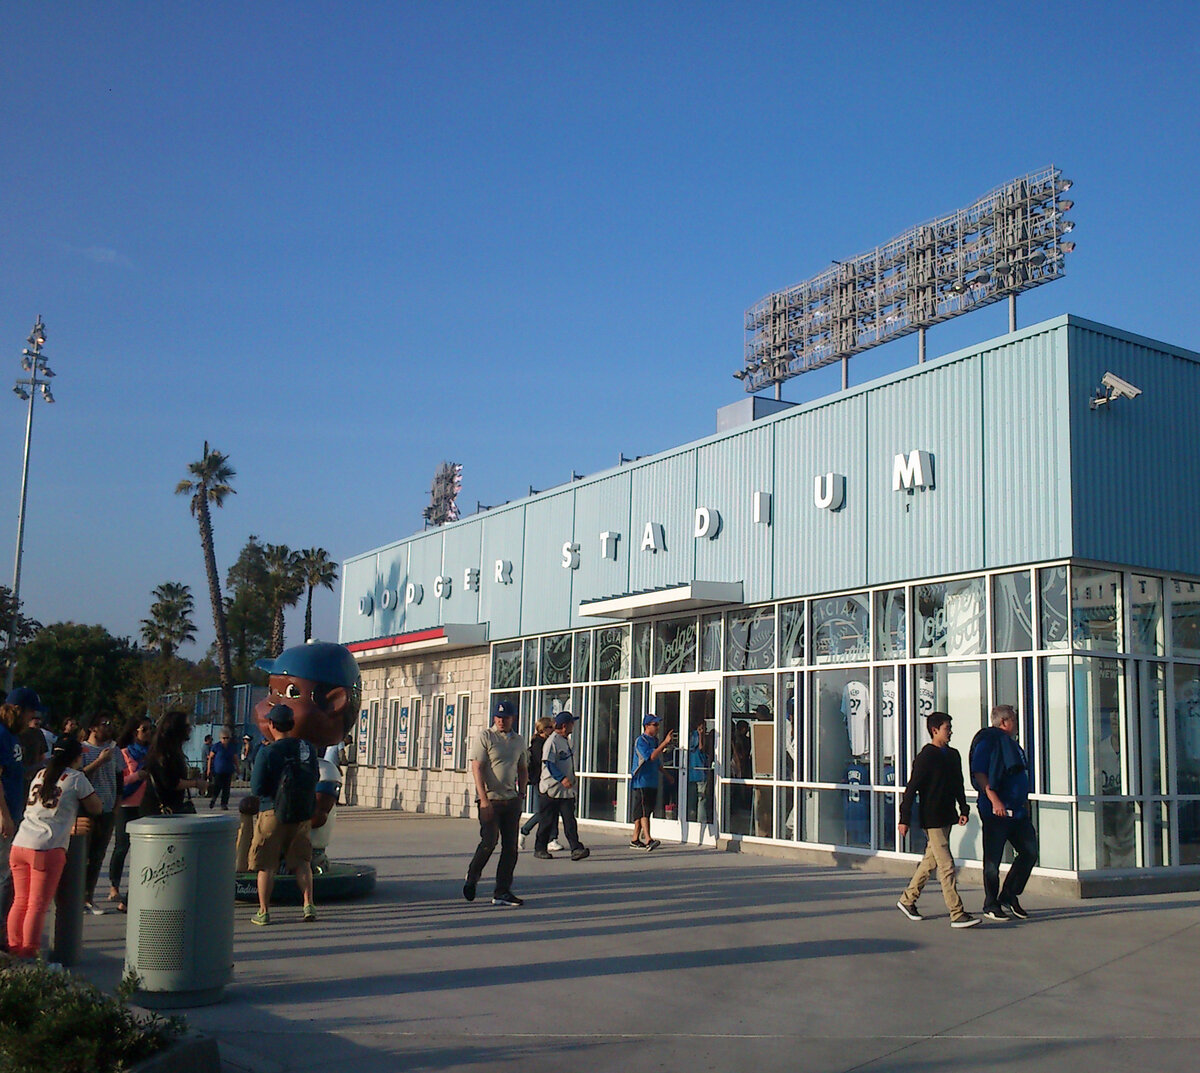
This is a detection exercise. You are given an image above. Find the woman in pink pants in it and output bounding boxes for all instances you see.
[7,737,101,959]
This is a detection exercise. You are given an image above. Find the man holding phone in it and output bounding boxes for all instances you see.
[630,713,674,852]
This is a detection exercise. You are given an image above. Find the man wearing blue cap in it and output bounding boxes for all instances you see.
[464,700,527,907]
[630,713,674,851]
[534,712,590,862]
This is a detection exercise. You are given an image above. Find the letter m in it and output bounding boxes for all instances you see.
[892,450,933,492]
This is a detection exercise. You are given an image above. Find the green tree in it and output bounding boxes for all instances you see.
[176,442,237,728]
[263,544,303,657]
[297,547,338,642]
[16,622,139,722]
[0,584,42,682]
[139,582,197,663]
[224,536,272,681]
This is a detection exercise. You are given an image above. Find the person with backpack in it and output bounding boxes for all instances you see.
[248,704,320,925]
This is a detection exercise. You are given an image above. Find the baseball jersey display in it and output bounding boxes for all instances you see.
[844,762,869,844]
[880,678,897,759]
[842,681,870,757]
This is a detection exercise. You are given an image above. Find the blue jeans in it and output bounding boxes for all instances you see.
[520,788,559,841]
[467,797,521,895]
[980,811,1039,909]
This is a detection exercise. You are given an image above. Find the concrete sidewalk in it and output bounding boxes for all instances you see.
[75,808,1200,1073]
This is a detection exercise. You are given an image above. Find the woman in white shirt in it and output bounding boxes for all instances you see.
[6,737,101,959]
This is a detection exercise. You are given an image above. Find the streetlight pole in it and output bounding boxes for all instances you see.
[5,316,56,692]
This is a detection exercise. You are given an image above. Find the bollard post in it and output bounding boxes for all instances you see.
[50,816,90,966]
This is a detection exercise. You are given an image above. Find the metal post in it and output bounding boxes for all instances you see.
[841,356,848,391]
[918,327,926,364]
[774,381,781,401]
[50,822,89,966]
[1008,293,1017,332]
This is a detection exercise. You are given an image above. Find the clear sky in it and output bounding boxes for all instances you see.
[1,1,1197,660]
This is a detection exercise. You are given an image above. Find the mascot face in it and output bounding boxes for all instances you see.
[252,642,362,749]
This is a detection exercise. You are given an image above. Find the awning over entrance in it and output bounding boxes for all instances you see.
[347,623,489,662]
[577,581,744,620]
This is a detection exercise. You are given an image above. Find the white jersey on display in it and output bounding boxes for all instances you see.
[880,678,897,759]
[843,680,870,757]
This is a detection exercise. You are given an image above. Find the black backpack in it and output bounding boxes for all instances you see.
[274,741,317,824]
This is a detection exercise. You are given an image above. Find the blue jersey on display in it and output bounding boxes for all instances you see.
[844,762,869,844]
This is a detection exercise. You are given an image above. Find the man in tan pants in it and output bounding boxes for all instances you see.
[896,712,980,929]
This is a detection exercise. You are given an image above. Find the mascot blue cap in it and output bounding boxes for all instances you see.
[256,641,362,692]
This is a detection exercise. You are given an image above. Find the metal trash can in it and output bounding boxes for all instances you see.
[125,814,237,1008]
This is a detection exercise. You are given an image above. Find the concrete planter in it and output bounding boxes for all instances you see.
[128,1026,220,1073]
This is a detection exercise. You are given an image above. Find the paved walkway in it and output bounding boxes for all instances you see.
[74,808,1200,1073]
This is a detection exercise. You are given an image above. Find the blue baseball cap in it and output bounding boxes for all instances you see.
[554,711,576,727]
[643,713,661,726]
[7,687,46,713]
[493,700,517,720]
[255,641,362,692]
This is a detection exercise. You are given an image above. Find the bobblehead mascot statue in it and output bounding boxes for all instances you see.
[235,641,362,881]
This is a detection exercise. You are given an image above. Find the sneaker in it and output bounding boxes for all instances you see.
[547,840,563,852]
[251,910,271,926]
[492,891,524,908]
[1000,897,1029,920]
[533,849,554,859]
[571,847,590,861]
[518,832,528,850]
[643,838,661,852]
[629,839,647,849]
[983,906,1010,922]
[463,878,477,902]
[85,902,107,917]
[951,914,982,929]
[302,904,317,923]
[896,900,922,922]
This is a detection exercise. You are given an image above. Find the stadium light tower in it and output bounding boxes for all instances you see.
[5,316,57,691]
[738,167,1076,395]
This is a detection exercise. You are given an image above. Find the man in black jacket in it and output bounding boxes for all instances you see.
[896,712,980,929]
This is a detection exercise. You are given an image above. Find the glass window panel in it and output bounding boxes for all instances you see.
[1041,656,1072,795]
[573,630,592,682]
[454,694,470,770]
[1148,801,1170,867]
[811,594,870,665]
[1178,801,1200,865]
[799,788,856,848]
[587,683,628,774]
[723,782,754,836]
[1140,663,1168,797]
[539,687,571,722]
[522,638,539,686]
[632,622,651,678]
[491,642,523,689]
[874,588,906,659]
[540,633,573,685]
[874,791,898,852]
[700,613,722,672]
[726,676,774,779]
[430,695,446,770]
[726,607,775,671]
[913,661,985,806]
[1071,566,1122,652]
[779,675,799,781]
[1169,578,1200,657]
[812,667,869,783]
[778,786,799,841]
[653,616,697,675]
[874,666,900,771]
[778,601,806,667]
[993,571,1033,652]
[1130,575,1164,655]
[579,776,618,822]
[595,626,630,681]
[1073,657,1125,796]
[1035,801,1074,870]
[1172,665,1200,796]
[914,578,985,658]
[1039,566,1070,650]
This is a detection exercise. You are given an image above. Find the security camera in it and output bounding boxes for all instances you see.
[1100,371,1142,400]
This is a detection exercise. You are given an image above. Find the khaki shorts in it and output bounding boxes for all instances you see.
[247,810,312,872]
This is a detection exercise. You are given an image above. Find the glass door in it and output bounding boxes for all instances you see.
[648,676,720,845]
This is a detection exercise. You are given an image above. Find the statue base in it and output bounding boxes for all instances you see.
[234,861,376,903]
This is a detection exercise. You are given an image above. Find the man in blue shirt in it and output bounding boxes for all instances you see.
[970,704,1038,922]
[630,714,674,852]
[206,728,238,810]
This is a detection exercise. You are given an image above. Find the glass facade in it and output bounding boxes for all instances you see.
[482,560,1200,875]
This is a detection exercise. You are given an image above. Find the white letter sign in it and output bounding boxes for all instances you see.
[641,522,666,554]
[892,450,934,492]
[694,507,720,539]
[814,473,846,511]
[562,542,581,570]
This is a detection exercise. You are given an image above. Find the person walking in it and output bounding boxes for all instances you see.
[970,704,1039,921]
[207,728,237,809]
[6,738,101,960]
[534,712,589,861]
[630,714,674,851]
[518,717,558,851]
[248,704,320,925]
[896,712,980,929]
[107,716,152,912]
[463,700,527,907]
[79,713,121,915]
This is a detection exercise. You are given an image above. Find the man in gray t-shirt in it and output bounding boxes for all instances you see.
[463,700,527,907]
[80,714,121,914]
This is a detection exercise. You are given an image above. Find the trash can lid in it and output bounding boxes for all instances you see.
[127,814,239,837]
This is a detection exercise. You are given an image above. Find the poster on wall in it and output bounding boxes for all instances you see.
[396,706,410,767]
[357,709,369,762]
[442,704,456,765]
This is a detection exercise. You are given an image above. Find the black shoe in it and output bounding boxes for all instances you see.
[951,914,982,929]
[896,900,923,921]
[463,878,477,902]
[983,905,1010,921]
[492,891,524,907]
[644,838,661,852]
[629,839,647,849]
[533,849,554,859]
[571,846,590,861]
[1000,896,1029,919]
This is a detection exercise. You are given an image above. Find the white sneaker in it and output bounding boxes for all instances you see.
[518,832,527,850]
[85,903,107,917]
[547,840,563,852]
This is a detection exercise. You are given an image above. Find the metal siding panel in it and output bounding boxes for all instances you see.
[867,355,984,582]
[570,471,632,627]
[339,553,382,643]
[982,325,1072,566]
[374,544,410,637]
[1069,323,1200,573]
[695,426,774,602]
[628,451,698,592]
[403,533,444,632]
[441,521,484,626]
[520,492,577,635]
[478,507,527,640]
[774,395,869,595]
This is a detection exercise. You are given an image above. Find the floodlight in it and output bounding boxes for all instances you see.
[1062,220,1075,233]
[40,367,54,378]
[1061,242,1076,253]
[1058,200,1074,212]
[12,386,28,400]
[40,388,54,404]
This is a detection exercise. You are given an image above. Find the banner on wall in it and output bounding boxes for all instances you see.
[442,704,456,764]
[357,709,369,761]
[397,706,410,766]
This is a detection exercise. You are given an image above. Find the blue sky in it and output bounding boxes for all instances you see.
[1,1,1197,659]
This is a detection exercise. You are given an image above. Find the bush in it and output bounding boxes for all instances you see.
[0,963,184,1073]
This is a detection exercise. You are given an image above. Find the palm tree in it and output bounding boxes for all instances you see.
[263,543,303,657]
[140,582,197,662]
[176,442,237,728]
[297,547,339,642]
